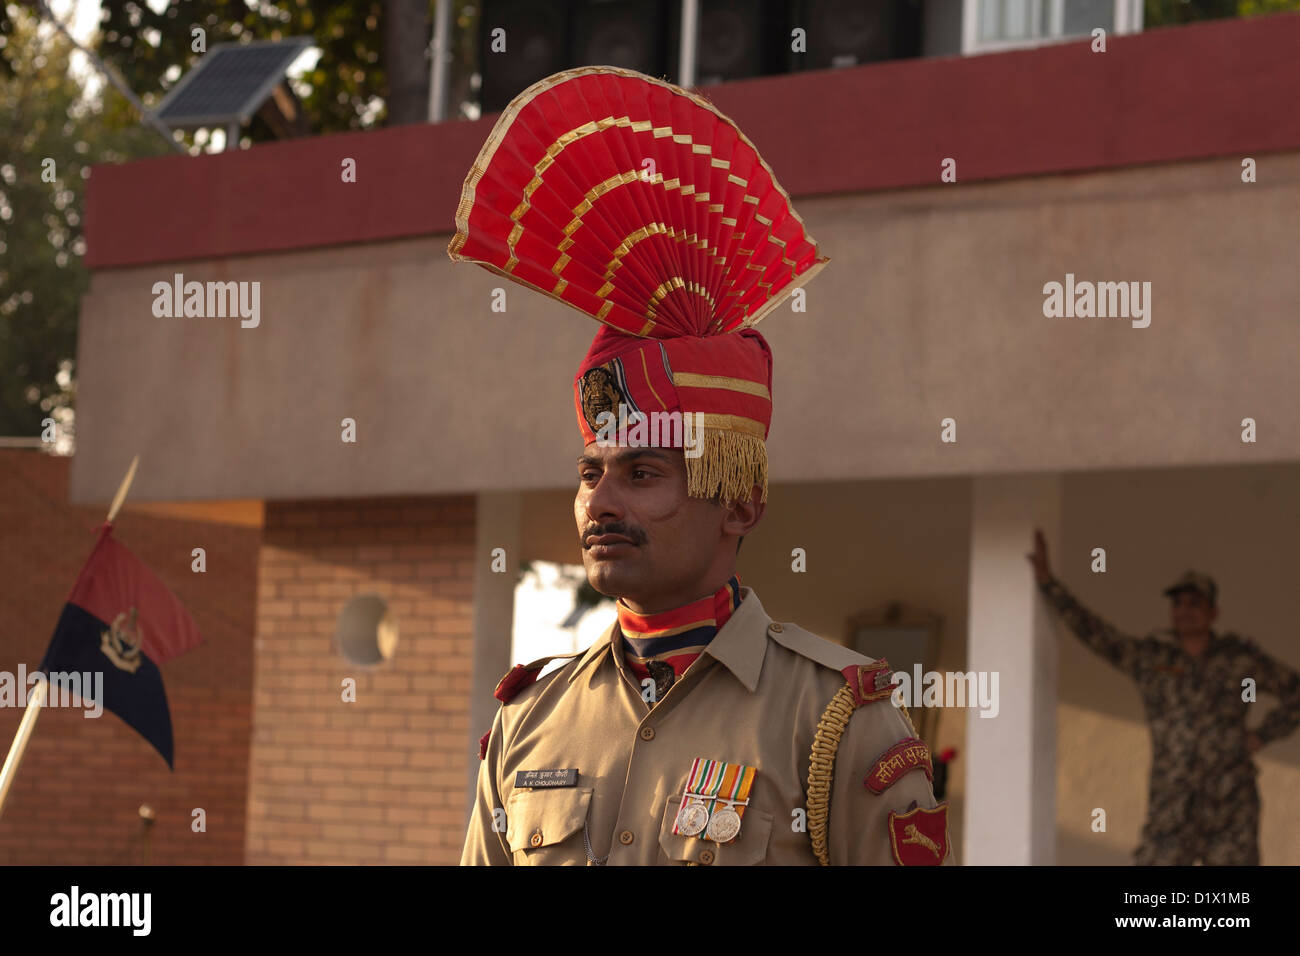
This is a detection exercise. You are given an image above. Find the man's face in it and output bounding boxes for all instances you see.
[1170,589,1217,637]
[575,443,731,612]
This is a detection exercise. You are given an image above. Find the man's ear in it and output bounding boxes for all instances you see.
[721,485,764,538]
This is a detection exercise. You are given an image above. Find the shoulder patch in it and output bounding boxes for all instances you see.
[864,737,932,794]
[888,803,951,865]
[493,651,583,704]
[842,661,895,708]
[494,663,542,704]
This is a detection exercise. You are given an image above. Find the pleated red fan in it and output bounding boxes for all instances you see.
[447,65,828,339]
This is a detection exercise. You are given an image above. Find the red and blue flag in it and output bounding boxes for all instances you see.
[38,522,203,768]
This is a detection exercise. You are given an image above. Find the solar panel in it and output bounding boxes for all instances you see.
[155,38,314,128]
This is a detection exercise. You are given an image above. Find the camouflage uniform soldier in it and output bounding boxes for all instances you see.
[1029,531,1300,865]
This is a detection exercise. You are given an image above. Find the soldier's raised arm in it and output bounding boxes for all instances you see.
[461,707,512,866]
[1028,529,1143,679]
[1242,638,1300,747]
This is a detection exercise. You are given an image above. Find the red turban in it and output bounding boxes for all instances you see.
[449,66,827,505]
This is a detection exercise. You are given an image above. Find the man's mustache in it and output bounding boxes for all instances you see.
[579,522,648,549]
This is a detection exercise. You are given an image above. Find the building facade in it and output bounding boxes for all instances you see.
[6,14,1298,864]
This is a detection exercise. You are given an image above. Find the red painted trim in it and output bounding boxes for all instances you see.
[85,14,1300,270]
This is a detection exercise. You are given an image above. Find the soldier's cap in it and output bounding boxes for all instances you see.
[1163,570,1217,606]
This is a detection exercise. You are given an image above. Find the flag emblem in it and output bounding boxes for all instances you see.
[99,607,144,673]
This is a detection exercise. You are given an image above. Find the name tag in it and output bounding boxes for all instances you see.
[516,768,579,789]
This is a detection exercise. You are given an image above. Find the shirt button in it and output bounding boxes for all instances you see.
[639,726,656,741]
[619,830,635,845]
[769,622,784,633]
[699,848,715,865]
[529,830,543,848]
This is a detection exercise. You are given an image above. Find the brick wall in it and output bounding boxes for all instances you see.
[0,449,257,864]
[246,496,475,865]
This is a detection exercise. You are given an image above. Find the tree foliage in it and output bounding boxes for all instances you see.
[0,9,170,438]
[97,0,398,138]
[1145,0,1300,25]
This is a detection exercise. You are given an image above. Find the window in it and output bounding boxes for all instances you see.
[963,0,1142,54]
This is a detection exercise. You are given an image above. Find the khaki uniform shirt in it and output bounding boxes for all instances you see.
[462,587,954,865]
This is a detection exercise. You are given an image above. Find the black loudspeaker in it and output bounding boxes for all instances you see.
[571,0,669,75]
[478,0,921,113]
[479,0,571,114]
[689,0,788,85]
[787,0,921,71]
[479,0,672,113]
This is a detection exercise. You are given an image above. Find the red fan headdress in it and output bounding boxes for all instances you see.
[448,66,828,505]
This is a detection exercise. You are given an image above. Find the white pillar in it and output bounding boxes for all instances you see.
[464,491,521,817]
[678,0,699,88]
[964,474,1061,864]
[428,0,453,123]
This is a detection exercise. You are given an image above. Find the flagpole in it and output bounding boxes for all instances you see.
[0,456,140,819]
[106,454,139,524]
[0,679,47,817]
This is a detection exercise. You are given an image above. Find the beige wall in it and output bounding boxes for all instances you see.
[515,461,1300,864]
[71,151,1300,505]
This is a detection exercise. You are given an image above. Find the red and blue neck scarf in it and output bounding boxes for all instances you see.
[617,576,742,703]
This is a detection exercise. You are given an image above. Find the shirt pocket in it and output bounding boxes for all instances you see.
[657,794,773,866]
[505,787,593,865]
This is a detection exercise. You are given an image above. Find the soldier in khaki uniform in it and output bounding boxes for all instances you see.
[464,580,949,866]
[449,66,953,866]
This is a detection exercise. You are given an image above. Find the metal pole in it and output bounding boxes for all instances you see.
[678,0,699,89]
[33,0,185,154]
[0,679,48,819]
[429,0,454,122]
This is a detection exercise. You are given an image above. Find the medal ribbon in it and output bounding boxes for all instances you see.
[672,757,757,837]
[672,757,723,834]
[715,762,757,819]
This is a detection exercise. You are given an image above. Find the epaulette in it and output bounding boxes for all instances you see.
[765,620,910,719]
[766,620,874,674]
[478,652,583,760]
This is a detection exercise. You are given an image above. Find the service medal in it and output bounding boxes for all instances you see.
[673,757,758,840]
[675,800,709,837]
[705,806,742,843]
